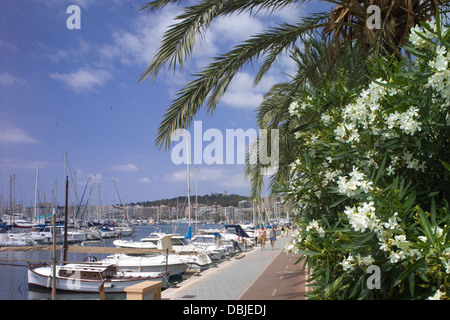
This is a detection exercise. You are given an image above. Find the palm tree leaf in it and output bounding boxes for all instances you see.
[154,13,330,149]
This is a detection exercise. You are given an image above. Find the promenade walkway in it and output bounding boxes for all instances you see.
[162,234,306,300]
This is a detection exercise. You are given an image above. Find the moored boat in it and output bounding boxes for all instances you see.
[27,263,169,293]
[30,225,64,244]
[99,253,188,279]
[113,233,211,273]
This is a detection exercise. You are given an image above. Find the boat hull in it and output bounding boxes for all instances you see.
[101,254,188,279]
[27,265,168,293]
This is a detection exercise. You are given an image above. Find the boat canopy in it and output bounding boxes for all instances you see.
[224,225,250,238]
[184,226,192,240]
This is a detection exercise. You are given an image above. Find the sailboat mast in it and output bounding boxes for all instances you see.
[195,166,198,234]
[98,184,101,222]
[34,165,39,223]
[187,136,191,226]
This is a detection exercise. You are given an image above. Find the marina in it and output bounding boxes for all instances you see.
[0,222,304,300]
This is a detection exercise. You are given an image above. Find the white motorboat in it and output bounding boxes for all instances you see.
[0,231,35,246]
[189,233,234,261]
[112,233,210,274]
[30,225,64,244]
[112,226,135,237]
[221,224,255,249]
[100,253,188,279]
[66,229,87,242]
[112,239,157,249]
[147,233,212,272]
[99,226,118,238]
[27,263,169,293]
[169,235,212,272]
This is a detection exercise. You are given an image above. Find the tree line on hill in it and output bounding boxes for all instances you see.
[130,194,249,208]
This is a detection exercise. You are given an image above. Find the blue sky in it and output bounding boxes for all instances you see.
[0,0,323,207]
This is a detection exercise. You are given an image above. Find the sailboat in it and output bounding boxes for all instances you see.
[27,263,169,292]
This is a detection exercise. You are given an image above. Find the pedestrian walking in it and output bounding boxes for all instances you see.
[258,226,266,250]
[270,227,277,249]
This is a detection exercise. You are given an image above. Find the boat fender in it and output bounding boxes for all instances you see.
[83,255,98,262]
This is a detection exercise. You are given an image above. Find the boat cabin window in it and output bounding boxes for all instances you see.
[194,237,214,243]
[171,238,189,245]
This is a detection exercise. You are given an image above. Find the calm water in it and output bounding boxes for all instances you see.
[0,223,218,300]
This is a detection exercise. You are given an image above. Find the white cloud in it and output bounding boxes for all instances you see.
[109,163,139,171]
[0,158,49,171]
[0,123,39,145]
[99,6,180,67]
[50,68,112,92]
[138,177,151,184]
[165,166,248,189]
[221,72,284,109]
[45,40,91,64]
[89,173,103,183]
[0,40,19,52]
[212,13,265,44]
[0,72,27,86]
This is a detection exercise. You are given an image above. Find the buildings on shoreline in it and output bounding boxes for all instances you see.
[1,194,291,225]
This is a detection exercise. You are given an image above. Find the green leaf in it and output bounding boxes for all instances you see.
[373,154,387,185]
[292,122,319,133]
[329,196,348,208]
[297,249,321,257]
[408,273,415,297]
[431,198,436,226]
[397,258,426,284]
[418,208,434,243]
[332,148,358,160]
[441,160,450,172]
[325,257,330,283]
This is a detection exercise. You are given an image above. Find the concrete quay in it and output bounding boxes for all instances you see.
[162,234,306,300]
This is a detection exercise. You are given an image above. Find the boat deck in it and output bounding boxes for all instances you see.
[161,234,307,300]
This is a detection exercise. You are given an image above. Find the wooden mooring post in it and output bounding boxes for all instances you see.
[124,281,163,300]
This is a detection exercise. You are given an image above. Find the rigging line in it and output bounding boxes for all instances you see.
[74,177,91,220]
[80,178,95,221]
[64,154,80,204]
[0,262,28,267]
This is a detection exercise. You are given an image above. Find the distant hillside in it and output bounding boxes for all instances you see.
[131,194,250,208]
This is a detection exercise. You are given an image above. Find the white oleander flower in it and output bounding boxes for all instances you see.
[288,101,299,117]
[344,201,379,233]
[340,254,356,271]
[306,219,325,237]
[440,258,450,274]
[428,289,445,300]
[356,254,375,267]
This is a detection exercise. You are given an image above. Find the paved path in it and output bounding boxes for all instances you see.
[238,247,305,300]
[162,235,306,300]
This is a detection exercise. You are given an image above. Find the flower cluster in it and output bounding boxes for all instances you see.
[288,98,313,118]
[339,253,375,272]
[284,19,450,299]
[337,167,373,198]
[344,201,378,233]
[306,219,325,237]
[427,45,450,106]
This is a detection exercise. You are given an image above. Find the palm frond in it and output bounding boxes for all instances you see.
[140,0,186,12]
[154,13,330,150]
[139,0,309,81]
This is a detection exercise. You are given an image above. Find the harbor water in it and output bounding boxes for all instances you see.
[0,223,220,300]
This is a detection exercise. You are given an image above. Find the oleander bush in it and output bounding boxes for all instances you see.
[284,17,450,299]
